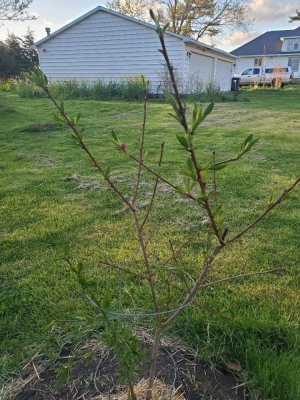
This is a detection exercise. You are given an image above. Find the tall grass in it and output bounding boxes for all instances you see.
[3,77,244,103]
[15,77,149,101]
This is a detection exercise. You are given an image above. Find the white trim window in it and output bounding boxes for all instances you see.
[288,56,300,72]
[254,57,262,66]
[286,38,300,52]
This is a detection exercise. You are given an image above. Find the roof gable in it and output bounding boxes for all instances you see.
[34,6,184,46]
[231,27,300,56]
[34,5,235,59]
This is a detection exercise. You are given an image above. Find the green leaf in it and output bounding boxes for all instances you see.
[244,137,260,153]
[111,131,118,141]
[73,113,81,126]
[111,130,120,144]
[168,113,179,121]
[183,176,196,193]
[175,186,186,196]
[240,135,260,156]
[212,205,224,232]
[208,163,227,171]
[53,113,65,123]
[164,92,180,117]
[26,68,48,89]
[191,102,214,133]
[191,103,202,132]
[149,9,156,22]
[186,158,194,171]
[176,134,189,149]
[180,158,196,180]
[102,166,111,179]
[202,102,214,122]
[240,134,253,152]
[59,99,65,112]
[268,193,276,205]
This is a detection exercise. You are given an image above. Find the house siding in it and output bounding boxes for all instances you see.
[215,59,233,91]
[37,9,185,91]
[184,45,234,92]
[236,56,289,71]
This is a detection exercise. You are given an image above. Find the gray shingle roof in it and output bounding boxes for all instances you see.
[231,27,300,56]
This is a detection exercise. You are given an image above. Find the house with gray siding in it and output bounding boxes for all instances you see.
[34,6,236,93]
[232,27,300,78]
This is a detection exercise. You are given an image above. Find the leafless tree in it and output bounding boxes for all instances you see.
[106,0,250,40]
[0,0,36,21]
[106,0,158,21]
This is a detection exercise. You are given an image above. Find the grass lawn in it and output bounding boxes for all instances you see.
[0,87,300,399]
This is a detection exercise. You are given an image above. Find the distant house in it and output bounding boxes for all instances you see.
[232,27,300,78]
[34,6,236,93]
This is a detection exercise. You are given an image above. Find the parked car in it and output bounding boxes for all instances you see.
[235,67,294,87]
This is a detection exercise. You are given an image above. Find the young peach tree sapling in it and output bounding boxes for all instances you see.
[27,13,299,399]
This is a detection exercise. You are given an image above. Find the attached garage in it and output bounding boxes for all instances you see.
[186,44,235,92]
[189,52,215,83]
[34,6,236,93]
[215,59,234,91]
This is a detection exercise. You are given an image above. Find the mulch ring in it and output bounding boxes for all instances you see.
[2,334,250,400]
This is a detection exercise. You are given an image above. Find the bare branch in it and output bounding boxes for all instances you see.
[44,88,135,212]
[212,150,217,204]
[199,268,285,289]
[132,212,160,313]
[141,142,165,230]
[126,151,196,201]
[132,89,148,205]
[0,0,36,21]
[162,244,222,328]
[99,260,147,280]
[227,177,300,244]
[156,26,224,244]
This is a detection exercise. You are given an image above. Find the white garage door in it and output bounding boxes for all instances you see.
[216,59,233,91]
[189,52,214,91]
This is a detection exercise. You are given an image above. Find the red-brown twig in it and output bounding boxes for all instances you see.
[45,88,134,212]
[141,142,165,230]
[161,244,222,329]
[227,177,300,244]
[126,152,196,201]
[212,150,217,204]
[156,27,224,245]
[133,89,148,206]
[198,268,284,289]
[99,260,147,281]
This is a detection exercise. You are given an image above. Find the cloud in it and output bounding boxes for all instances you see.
[250,0,298,22]
[31,11,40,19]
[43,20,55,28]
[220,31,258,49]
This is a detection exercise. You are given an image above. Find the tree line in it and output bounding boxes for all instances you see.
[0,30,39,78]
[0,0,299,79]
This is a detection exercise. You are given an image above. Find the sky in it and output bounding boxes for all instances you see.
[0,0,300,52]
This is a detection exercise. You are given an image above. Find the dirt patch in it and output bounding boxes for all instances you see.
[5,336,249,400]
[63,174,106,191]
[15,152,57,168]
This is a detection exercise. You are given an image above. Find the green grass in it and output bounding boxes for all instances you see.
[0,87,300,399]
